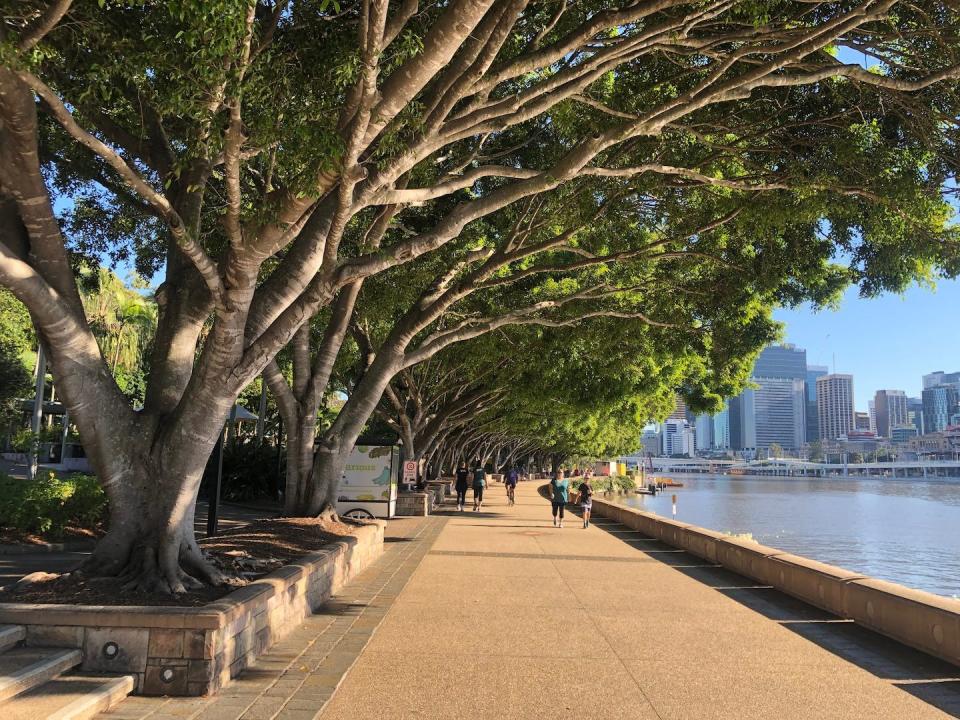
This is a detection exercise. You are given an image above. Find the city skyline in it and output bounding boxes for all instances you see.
[773,277,960,409]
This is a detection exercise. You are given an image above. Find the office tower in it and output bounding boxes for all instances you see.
[907,397,924,435]
[854,411,871,432]
[922,385,960,433]
[754,344,807,378]
[662,419,695,456]
[923,370,960,389]
[694,414,713,453]
[712,401,731,450]
[730,345,806,452]
[868,400,877,434]
[668,395,688,420]
[817,374,855,440]
[874,389,909,438]
[640,428,661,456]
[805,365,828,442]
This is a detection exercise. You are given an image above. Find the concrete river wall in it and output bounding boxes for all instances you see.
[591,495,960,668]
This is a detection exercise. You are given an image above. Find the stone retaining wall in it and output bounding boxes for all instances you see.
[589,495,960,668]
[0,521,384,696]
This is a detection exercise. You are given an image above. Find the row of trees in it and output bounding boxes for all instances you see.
[2,0,960,592]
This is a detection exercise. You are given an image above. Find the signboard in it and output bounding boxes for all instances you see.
[402,460,418,482]
[337,445,399,519]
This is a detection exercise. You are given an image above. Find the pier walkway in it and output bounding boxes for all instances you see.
[101,483,960,720]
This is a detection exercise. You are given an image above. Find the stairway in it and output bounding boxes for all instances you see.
[0,624,133,720]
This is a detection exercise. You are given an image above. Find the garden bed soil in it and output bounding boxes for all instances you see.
[0,516,359,607]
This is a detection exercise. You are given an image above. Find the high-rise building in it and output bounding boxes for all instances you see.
[805,365,828,442]
[867,400,877,434]
[874,389,909,438]
[640,428,661,456]
[712,401,731,450]
[907,396,925,435]
[817,374,855,440]
[854,411,871,432]
[668,395,688,420]
[923,370,960,389]
[753,377,806,450]
[754,344,807,379]
[693,414,712,453]
[729,345,806,452]
[922,385,960,433]
[662,419,695,456]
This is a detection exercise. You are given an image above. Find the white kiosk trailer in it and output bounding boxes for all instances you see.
[336,444,399,519]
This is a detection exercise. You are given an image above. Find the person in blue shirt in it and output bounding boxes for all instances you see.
[505,466,519,506]
[550,469,569,528]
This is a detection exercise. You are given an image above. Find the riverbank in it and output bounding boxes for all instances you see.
[591,493,960,670]
[619,473,960,597]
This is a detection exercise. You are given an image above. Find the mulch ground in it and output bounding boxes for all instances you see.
[0,526,100,546]
[0,517,361,608]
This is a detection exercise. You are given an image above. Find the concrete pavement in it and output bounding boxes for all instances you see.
[317,482,960,720]
[93,482,960,719]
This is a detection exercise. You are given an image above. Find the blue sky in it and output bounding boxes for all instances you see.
[773,278,960,409]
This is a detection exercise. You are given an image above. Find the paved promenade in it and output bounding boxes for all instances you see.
[100,483,960,720]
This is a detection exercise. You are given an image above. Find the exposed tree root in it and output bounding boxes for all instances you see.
[85,538,231,596]
[318,505,340,524]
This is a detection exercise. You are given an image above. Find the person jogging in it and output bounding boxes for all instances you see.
[550,469,569,528]
[577,475,594,528]
[505,466,519,505]
[454,462,470,511]
[472,460,486,512]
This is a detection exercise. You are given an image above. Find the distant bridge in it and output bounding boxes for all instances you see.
[619,455,960,478]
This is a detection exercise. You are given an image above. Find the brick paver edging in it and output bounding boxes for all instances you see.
[0,522,385,696]
[99,516,447,720]
[588,493,960,668]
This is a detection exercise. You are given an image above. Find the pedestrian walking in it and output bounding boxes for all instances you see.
[505,466,519,505]
[550,469,569,528]
[454,462,469,512]
[472,460,486,511]
[577,475,594,528]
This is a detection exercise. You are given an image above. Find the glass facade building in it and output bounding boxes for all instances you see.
[805,365,828,443]
[922,385,960,433]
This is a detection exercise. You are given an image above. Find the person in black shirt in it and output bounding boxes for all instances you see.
[454,462,469,512]
[576,476,594,528]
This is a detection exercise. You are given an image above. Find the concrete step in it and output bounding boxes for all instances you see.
[0,626,25,654]
[1,674,135,720]
[0,647,82,703]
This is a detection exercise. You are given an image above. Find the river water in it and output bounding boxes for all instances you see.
[615,474,960,598]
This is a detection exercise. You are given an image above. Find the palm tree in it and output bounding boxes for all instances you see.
[81,268,157,377]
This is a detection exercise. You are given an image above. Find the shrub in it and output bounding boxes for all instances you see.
[10,428,39,454]
[0,472,107,538]
[591,474,637,494]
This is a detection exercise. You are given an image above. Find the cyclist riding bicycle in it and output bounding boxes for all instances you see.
[505,466,520,505]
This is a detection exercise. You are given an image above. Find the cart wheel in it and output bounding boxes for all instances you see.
[342,508,375,520]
